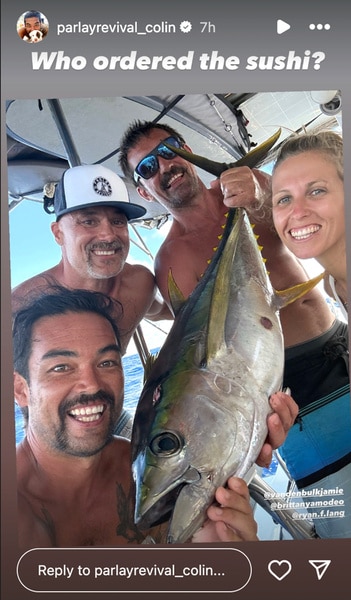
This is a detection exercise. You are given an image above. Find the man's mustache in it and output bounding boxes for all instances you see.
[60,390,116,416]
[161,166,187,190]
[87,241,122,251]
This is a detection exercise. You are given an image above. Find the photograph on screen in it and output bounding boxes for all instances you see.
[6,91,349,549]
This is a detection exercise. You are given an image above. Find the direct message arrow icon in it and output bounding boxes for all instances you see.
[308,560,331,581]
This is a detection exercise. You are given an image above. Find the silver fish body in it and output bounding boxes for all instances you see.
[131,208,323,543]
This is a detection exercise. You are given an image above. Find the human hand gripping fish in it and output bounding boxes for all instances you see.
[144,476,259,543]
[131,208,322,544]
[191,476,259,543]
[167,133,299,470]
[256,389,298,468]
[131,133,322,544]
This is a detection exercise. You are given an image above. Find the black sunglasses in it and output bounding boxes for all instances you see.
[133,137,183,183]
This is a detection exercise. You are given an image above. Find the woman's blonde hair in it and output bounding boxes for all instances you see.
[273,130,343,181]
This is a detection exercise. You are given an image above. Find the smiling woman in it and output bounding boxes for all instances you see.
[271,130,346,319]
[268,130,351,539]
[7,92,349,543]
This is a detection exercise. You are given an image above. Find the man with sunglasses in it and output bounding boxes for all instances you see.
[118,120,337,469]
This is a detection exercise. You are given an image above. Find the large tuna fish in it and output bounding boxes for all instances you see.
[131,206,324,544]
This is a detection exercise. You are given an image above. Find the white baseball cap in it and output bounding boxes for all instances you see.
[48,164,146,221]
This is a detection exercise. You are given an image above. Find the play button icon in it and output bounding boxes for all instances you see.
[277,19,291,34]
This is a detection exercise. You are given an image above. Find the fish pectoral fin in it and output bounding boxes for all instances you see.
[274,271,325,309]
[168,269,186,316]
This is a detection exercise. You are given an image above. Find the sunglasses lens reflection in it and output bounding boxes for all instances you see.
[135,137,181,181]
[138,155,159,179]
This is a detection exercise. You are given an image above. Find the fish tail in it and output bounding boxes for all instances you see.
[235,128,282,169]
[163,129,281,176]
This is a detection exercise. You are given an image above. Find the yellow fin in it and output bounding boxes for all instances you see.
[167,269,186,316]
[274,271,325,309]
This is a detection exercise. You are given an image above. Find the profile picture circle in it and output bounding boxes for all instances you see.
[17,10,49,43]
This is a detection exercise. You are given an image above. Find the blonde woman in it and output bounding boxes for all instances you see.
[272,131,347,319]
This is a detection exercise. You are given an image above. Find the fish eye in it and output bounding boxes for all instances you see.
[150,432,183,456]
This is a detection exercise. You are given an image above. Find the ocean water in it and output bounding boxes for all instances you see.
[15,350,154,445]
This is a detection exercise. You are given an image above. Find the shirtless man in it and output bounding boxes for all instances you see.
[13,287,259,549]
[11,164,171,436]
[119,121,334,341]
[118,120,337,466]
[11,163,170,354]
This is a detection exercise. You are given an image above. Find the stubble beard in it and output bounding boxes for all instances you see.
[52,391,120,457]
[85,245,126,280]
[162,169,202,210]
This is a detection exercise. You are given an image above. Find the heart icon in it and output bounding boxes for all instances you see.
[268,560,292,581]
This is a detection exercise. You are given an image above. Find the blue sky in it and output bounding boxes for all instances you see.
[9,200,61,288]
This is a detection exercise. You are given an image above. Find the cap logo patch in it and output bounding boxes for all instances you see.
[93,177,112,197]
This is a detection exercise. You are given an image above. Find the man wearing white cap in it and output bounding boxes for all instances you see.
[12,164,171,437]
